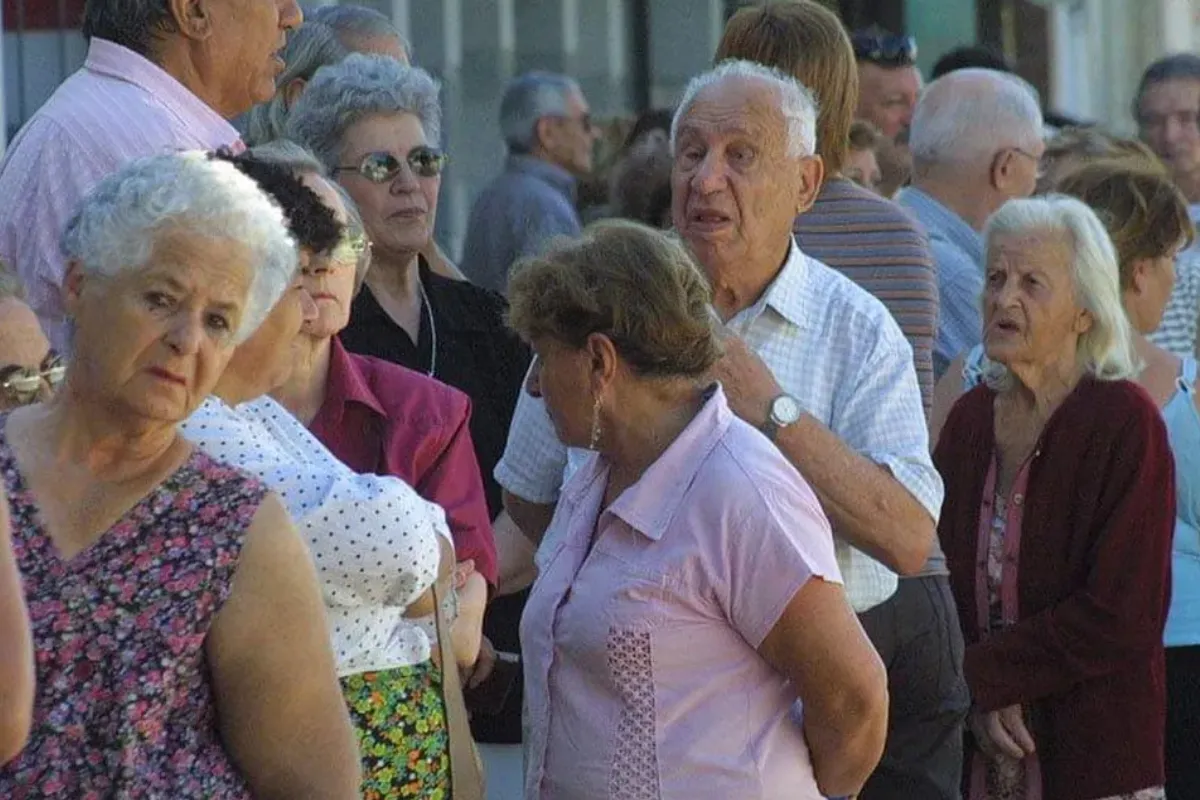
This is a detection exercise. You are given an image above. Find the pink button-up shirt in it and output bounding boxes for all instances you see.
[520,385,843,800]
[0,38,242,352]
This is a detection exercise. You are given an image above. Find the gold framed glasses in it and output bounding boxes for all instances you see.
[0,352,66,407]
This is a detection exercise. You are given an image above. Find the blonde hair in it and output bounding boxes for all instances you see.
[507,220,720,378]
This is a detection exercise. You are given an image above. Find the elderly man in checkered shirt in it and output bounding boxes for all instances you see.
[494,59,964,800]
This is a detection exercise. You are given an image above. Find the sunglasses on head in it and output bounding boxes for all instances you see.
[329,231,371,269]
[852,32,918,66]
[333,148,448,183]
[0,352,66,407]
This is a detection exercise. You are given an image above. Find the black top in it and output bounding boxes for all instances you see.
[340,259,531,520]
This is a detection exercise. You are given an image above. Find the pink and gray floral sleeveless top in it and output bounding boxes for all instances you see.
[0,425,267,799]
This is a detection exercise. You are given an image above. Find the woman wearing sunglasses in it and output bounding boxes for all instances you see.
[288,55,535,752]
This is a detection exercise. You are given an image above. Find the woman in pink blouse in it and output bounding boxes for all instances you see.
[507,220,888,800]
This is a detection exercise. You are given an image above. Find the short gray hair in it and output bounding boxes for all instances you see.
[909,68,1043,172]
[248,139,373,292]
[980,195,1139,388]
[61,152,298,344]
[670,60,818,159]
[82,0,173,58]
[500,71,580,154]
[285,54,442,172]
[241,6,411,146]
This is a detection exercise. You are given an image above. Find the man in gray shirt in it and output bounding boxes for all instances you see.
[461,71,598,294]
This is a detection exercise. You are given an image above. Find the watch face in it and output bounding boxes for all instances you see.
[772,395,803,425]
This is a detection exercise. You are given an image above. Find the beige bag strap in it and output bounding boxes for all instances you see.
[433,580,486,800]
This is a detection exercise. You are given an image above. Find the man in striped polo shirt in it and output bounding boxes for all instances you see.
[0,0,303,354]
[717,5,964,799]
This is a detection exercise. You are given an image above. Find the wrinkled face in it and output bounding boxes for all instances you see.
[0,297,56,410]
[336,112,440,263]
[1138,79,1200,181]
[540,88,599,176]
[201,0,303,117]
[856,63,921,140]
[525,339,594,448]
[224,268,318,397]
[65,229,255,423]
[982,230,1091,371]
[844,147,882,193]
[297,173,358,339]
[671,77,817,282]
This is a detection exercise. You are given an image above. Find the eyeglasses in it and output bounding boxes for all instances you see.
[330,231,370,269]
[851,32,918,66]
[333,148,448,183]
[1008,147,1046,179]
[0,352,66,407]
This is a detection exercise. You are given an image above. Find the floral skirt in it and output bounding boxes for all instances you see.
[341,662,450,800]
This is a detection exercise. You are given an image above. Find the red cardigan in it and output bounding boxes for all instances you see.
[934,378,1175,800]
[311,337,498,585]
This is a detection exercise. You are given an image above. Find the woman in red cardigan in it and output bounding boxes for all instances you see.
[935,194,1176,800]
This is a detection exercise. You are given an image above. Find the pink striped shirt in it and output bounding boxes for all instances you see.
[0,38,242,351]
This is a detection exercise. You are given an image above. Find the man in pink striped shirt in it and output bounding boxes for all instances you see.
[0,0,302,352]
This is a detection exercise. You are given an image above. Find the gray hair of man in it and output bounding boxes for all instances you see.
[0,259,25,302]
[499,71,582,154]
[248,139,374,294]
[60,152,298,344]
[241,5,411,146]
[909,68,1043,174]
[978,194,1139,391]
[285,53,442,173]
[669,60,819,160]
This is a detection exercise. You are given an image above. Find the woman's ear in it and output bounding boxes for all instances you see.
[1127,257,1152,296]
[62,260,87,319]
[585,332,619,390]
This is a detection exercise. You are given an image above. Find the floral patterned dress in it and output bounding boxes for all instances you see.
[0,428,266,799]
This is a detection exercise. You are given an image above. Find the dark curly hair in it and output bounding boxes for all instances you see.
[209,149,343,256]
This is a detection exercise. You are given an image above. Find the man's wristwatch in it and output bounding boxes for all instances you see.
[760,394,803,442]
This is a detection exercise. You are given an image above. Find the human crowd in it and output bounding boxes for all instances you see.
[0,1,1196,799]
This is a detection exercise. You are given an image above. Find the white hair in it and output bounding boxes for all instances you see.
[670,59,819,159]
[285,54,442,172]
[979,195,1139,389]
[60,152,298,344]
[909,68,1043,171]
[240,6,412,146]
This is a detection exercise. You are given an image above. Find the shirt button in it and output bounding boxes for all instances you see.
[1013,494,1024,507]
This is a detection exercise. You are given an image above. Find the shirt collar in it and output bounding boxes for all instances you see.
[506,154,577,200]
[322,337,387,428]
[727,238,811,333]
[897,186,984,265]
[84,38,240,147]
[562,384,732,542]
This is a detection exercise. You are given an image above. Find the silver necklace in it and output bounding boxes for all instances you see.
[418,278,437,377]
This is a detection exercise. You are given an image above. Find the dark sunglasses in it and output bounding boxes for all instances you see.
[0,352,66,407]
[333,148,448,182]
[852,32,918,66]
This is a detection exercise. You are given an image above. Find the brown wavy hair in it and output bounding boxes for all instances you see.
[1055,161,1193,289]
[507,220,720,378]
[716,1,857,174]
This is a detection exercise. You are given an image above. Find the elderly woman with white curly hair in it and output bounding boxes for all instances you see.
[936,195,1175,800]
[0,153,360,797]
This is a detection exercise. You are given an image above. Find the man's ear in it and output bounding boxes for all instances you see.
[168,0,214,41]
[796,154,826,216]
